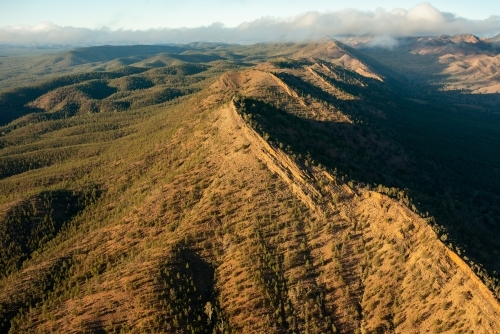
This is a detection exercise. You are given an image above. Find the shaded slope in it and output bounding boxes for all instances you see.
[351,35,500,94]
[221,70,498,332]
[250,56,500,301]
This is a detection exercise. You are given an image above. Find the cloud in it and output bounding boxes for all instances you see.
[366,36,399,49]
[1,3,499,46]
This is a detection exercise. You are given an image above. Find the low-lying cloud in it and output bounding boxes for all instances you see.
[1,3,499,46]
[365,36,400,49]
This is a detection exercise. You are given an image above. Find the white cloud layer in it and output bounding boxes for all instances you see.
[1,3,499,46]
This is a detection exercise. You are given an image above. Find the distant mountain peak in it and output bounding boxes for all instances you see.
[488,33,500,43]
[450,34,480,44]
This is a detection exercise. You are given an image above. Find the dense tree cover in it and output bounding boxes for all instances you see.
[0,188,99,277]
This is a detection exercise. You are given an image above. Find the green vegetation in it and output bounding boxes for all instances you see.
[0,188,99,277]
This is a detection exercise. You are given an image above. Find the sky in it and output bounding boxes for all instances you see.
[1,1,499,45]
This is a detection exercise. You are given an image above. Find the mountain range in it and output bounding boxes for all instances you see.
[0,35,499,333]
